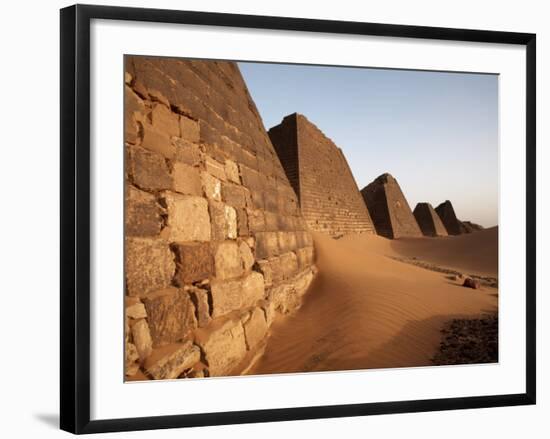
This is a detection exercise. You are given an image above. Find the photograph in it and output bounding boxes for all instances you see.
[124,55,499,381]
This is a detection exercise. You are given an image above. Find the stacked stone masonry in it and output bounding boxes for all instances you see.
[413,202,449,237]
[361,173,423,239]
[124,57,316,380]
[269,113,375,237]
[434,200,463,236]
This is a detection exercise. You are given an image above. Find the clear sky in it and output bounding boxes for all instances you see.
[239,62,498,228]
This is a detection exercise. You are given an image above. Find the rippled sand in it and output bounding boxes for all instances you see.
[249,228,498,375]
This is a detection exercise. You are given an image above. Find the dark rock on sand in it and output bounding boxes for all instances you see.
[463,277,481,289]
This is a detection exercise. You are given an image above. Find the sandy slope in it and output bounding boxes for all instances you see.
[391,226,498,277]
[249,228,498,375]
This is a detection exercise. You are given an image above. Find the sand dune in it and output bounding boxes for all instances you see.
[249,228,498,375]
[390,226,498,277]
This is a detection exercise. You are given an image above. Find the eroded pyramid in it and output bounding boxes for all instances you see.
[413,202,448,237]
[435,200,463,235]
[461,220,484,233]
[360,173,423,239]
[269,113,375,237]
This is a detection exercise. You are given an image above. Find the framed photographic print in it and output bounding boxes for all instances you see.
[60,4,536,434]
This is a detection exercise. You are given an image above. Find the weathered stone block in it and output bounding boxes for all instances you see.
[208,201,236,241]
[270,268,314,314]
[141,123,176,159]
[255,232,279,259]
[179,115,200,143]
[205,157,226,181]
[145,342,201,380]
[201,172,221,201]
[203,141,228,163]
[262,299,277,327]
[174,138,202,166]
[151,103,179,137]
[131,318,153,361]
[296,246,314,268]
[250,191,265,210]
[142,287,197,346]
[236,208,249,236]
[162,193,211,242]
[240,165,261,189]
[242,271,266,305]
[269,256,284,285]
[125,237,175,297]
[264,190,278,212]
[278,215,295,231]
[224,160,240,183]
[209,201,225,241]
[278,231,297,253]
[239,241,255,272]
[125,342,140,376]
[225,205,237,239]
[246,209,265,232]
[256,260,273,288]
[128,146,172,192]
[148,89,170,107]
[125,86,145,144]
[172,242,213,284]
[126,296,147,319]
[214,241,243,280]
[264,211,278,232]
[210,272,265,318]
[199,319,247,376]
[243,307,268,350]
[222,183,247,208]
[296,231,313,248]
[125,113,140,145]
[199,120,221,147]
[173,162,202,195]
[187,286,211,328]
[237,148,258,170]
[125,185,163,237]
[280,252,299,279]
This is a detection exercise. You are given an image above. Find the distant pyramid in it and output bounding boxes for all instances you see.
[360,173,423,239]
[461,220,484,233]
[435,200,463,235]
[413,202,449,237]
[268,113,375,237]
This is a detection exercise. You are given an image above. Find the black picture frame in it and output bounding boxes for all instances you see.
[60,4,536,434]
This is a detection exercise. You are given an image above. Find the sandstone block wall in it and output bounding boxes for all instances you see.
[435,200,463,235]
[269,113,375,237]
[124,57,316,380]
[361,173,423,239]
[413,202,448,237]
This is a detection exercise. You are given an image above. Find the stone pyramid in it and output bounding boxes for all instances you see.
[124,57,316,379]
[360,173,423,239]
[413,202,448,237]
[461,220,484,233]
[435,200,463,235]
[268,113,375,237]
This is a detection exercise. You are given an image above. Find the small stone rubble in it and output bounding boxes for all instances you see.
[432,314,498,365]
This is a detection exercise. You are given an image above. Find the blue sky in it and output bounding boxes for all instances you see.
[239,62,498,228]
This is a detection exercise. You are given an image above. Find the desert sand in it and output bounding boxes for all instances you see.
[249,227,498,375]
